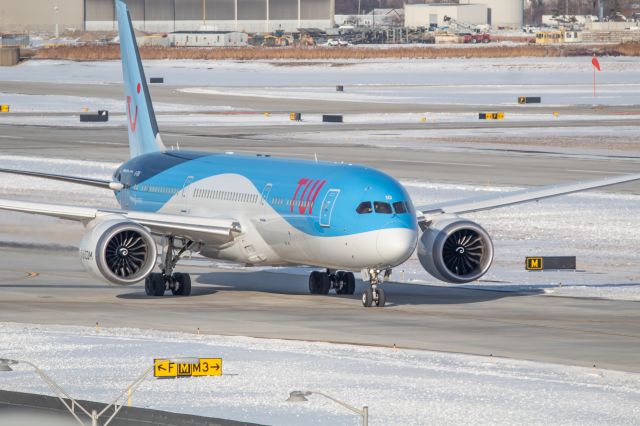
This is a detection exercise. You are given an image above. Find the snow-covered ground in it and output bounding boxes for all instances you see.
[181,83,640,106]
[1,110,636,128]
[0,93,232,114]
[0,155,638,301]
[1,57,640,87]
[1,57,639,128]
[0,323,638,426]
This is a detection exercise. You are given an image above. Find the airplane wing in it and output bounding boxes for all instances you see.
[0,198,241,245]
[416,173,640,217]
[0,168,118,190]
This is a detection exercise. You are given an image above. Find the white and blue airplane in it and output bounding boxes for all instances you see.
[1,0,639,307]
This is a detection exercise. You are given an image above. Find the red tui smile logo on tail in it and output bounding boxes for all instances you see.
[127,82,141,132]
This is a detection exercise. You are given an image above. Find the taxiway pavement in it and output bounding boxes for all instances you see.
[0,248,638,372]
[1,122,639,190]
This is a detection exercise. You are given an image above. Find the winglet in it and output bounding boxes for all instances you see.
[116,0,165,158]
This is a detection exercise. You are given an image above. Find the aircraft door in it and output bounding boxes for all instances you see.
[180,176,194,214]
[260,183,272,221]
[319,189,340,228]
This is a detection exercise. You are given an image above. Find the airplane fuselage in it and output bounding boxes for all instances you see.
[114,151,419,271]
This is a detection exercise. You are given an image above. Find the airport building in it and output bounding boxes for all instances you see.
[405,3,488,28]
[0,0,335,34]
[405,0,523,29]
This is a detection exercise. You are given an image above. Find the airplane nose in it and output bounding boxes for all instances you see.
[376,226,418,266]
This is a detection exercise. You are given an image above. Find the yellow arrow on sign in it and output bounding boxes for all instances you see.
[154,359,177,377]
[195,358,222,376]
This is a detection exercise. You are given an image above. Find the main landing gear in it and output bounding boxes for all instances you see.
[361,268,391,308]
[308,270,356,295]
[145,236,194,297]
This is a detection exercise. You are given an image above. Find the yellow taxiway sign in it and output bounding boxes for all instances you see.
[154,358,222,378]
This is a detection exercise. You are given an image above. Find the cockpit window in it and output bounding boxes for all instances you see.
[356,201,373,214]
[374,201,393,214]
[393,201,408,214]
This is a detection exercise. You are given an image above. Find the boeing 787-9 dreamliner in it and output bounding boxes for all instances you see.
[0,0,638,307]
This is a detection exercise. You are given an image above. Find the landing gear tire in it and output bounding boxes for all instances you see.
[144,275,152,295]
[344,272,356,295]
[145,273,166,297]
[319,273,331,295]
[362,288,373,307]
[375,288,386,307]
[171,273,192,296]
[309,271,322,294]
[309,271,331,295]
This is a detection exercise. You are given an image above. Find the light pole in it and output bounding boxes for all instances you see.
[54,5,60,38]
[287,390,369,426]
[0,358,154,426]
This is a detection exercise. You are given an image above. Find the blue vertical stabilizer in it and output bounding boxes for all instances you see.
[116,0,165,158]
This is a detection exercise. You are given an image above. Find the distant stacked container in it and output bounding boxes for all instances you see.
[0,48,20,66]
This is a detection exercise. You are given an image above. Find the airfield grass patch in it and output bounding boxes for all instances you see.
[32,42,640,61]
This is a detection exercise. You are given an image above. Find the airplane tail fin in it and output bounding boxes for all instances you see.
[116,0,165,158]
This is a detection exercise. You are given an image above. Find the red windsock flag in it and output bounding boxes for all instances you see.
[592,56,601,71]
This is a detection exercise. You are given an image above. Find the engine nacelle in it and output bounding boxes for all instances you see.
[418,216,493,284]
[79,218,157,285]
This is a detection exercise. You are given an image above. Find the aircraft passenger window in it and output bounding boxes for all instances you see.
[356,201,373,214]
[374,201,392,214]
[393,201,408,214]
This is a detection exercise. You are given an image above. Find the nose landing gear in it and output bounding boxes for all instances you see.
[308,270,356,295]
[361,268,391,308]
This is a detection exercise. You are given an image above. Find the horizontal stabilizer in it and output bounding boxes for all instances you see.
[0,168,113,189]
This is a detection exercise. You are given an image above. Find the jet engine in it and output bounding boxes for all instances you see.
[418,216,493,283]
[79,218,157,285]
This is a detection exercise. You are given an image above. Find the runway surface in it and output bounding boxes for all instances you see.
[0,247,638,372]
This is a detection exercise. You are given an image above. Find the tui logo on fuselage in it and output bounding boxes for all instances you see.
[291,178,326,215]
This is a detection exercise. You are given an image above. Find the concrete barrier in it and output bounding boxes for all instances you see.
[0,47,20,66]
[80,110,109,122]
[518,96,541,104]
[323,114,343,123]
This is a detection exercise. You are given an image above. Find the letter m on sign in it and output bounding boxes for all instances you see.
[526,257,543,270]
[178,363,192,376]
